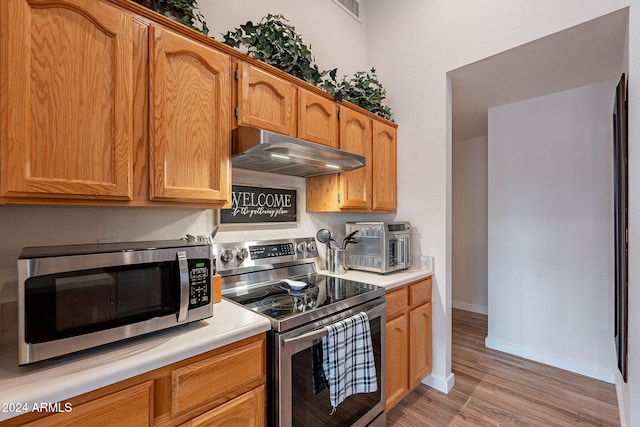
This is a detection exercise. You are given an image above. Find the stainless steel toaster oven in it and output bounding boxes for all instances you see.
[345,221,411,274]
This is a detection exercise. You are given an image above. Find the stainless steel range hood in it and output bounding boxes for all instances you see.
[231,126,366,177]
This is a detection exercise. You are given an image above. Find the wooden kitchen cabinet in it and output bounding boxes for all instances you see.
[3,335,266,427]
[306,102,397,212]
[180,386,265,427]
[23,382,153,427]
[0,0,234,208]
[385,277,432,411]
[298,88,339,148]
[372,120,398,212]
[410,301,432,388]
[148,25,231,204]
[0,0,134,201]
[337,105,372,209]
[386,313,409,410]
[235,61,297,136]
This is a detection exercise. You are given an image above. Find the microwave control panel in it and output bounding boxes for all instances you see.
[188,259,211,308]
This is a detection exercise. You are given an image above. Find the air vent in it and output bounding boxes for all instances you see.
[332,0,360,21]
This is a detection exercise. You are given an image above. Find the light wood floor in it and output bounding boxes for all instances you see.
[387,309,620,426]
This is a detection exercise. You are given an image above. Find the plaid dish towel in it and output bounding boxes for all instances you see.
[322,311,377,414]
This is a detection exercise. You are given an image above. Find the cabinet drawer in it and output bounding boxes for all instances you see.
[179,385,265,427]
[386,287,409,316]
[25,381,153,427]
[410,278,432,306]
[171,340,265,417]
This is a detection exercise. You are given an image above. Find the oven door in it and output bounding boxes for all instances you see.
[274,298,386,427]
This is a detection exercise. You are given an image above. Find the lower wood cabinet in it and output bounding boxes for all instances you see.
[2,334,266,427]
[23,381,153,427]
[180,385,265,427]
[385,277,432,410]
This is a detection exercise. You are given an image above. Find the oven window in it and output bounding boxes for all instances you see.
[290,317,382,426]
[25,263,177,344]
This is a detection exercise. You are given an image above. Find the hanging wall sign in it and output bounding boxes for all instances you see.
[220,184,298,225]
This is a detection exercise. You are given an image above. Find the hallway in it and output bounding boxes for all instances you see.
[387,309,619,426]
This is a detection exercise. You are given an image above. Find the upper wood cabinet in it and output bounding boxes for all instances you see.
[148,25,231,204]
[0,0,134,200]
[235,61,296,136]
[339,105,372,209]
[306,103,397,212]
[234,61,340,149]
[298,88,338,148]
[372,120,397,212]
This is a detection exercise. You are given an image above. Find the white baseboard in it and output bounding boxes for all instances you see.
[421,372,455,393]
[485,336,616,384]
[452,300,488,315]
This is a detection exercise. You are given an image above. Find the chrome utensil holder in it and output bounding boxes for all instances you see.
[327,248,346,275]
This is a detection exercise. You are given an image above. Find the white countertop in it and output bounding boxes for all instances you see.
[317,256,434,290]
[0,300,271,421]
[0,258,433,421]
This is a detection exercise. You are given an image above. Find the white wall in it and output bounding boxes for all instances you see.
[452,137,488,314]
[197,0,369,76]
[366,0,629,395]
[486,80,617,382]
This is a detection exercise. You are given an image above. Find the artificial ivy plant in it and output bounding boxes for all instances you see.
[334,68,393,121]
[222,14,335,89]
[223,14,393,121]
[134,0,209,35]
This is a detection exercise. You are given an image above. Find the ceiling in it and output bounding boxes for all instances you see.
[450,8,628,142]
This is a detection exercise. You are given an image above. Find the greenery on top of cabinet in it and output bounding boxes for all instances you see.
[334,68,393,121]
[222,14,335,89]
[134,0,209,35]
[223,14,393,121]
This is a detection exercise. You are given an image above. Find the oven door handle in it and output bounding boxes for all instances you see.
[282,301,386,348]
[177,251,189,323]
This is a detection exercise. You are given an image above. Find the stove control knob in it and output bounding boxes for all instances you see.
[296,242,307,254]
[236,247,249,261]
[220,249,234,263]
[307,241,317,252]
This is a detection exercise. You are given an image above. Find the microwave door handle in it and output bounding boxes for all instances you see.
[177,251,189,323]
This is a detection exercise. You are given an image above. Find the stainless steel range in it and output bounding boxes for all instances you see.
[215,237,386,427]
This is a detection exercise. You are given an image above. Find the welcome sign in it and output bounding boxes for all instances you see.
[220,185,298,224]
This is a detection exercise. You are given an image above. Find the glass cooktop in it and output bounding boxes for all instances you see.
[222,273,384,331]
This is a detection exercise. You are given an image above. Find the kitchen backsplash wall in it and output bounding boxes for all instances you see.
[0,169,397,320]
[0,269,18,332]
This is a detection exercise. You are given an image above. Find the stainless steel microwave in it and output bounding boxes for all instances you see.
[18,240,213,365]
[345,221,411,274]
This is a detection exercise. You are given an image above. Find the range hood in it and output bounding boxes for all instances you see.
[231,126,366,177]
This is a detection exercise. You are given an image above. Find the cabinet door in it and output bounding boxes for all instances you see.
[386,314,409,411]
[236,62,296,136]
[298,89,338,147]
[25,381,153,427]
[149,25,231,204]
[372,120,397,212]
[409,301,432,389]
[0,0,133,200]
[180,385,265,427]
[339,105,371,209]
